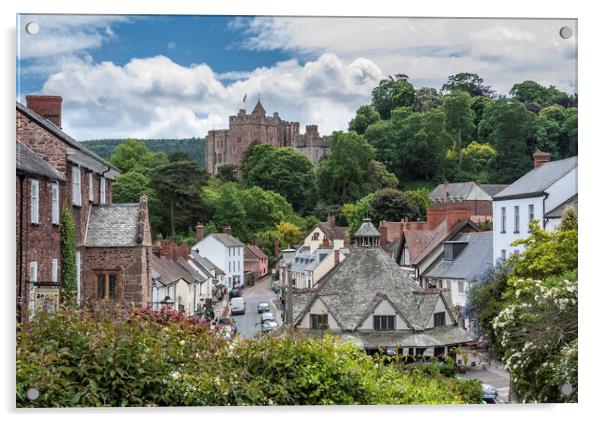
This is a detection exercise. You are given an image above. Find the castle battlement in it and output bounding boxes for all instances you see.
[205,99,331,175]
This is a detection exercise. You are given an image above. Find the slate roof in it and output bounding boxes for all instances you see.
[252,99,266,115]
[493,156,578,200]
[545,194,578,219]
[85,203,142,247]
[67,148,120,179]
[423,232,493,281]
[17,101,120,179]
[177,257,210,282]
[354,218,381,237]
[189,251,225,275]
[430,182,506,202]
[151,254,197,286]
[209,233,245,248]
[16,139,66,182]
[293,247,471,346]
[345,326,474,348]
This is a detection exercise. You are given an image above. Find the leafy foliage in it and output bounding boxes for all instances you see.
[441,73,495,98]
[348,104,380,135]
[59,205,77,302]
[242,143,316,213]
[370,189,421,223]
[371,74,416,119]
[17,306,482,407]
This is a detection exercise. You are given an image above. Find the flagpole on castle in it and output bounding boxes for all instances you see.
[243,93,247,111]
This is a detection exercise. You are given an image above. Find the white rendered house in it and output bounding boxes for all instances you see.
[191,227,245,291]
[492,154,577,264]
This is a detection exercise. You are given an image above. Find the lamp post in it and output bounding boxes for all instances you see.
[281,248,296,338]
[160,295,174,308]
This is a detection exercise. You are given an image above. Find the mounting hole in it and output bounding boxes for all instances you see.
[26,387,40,401]
[25,22,39,35]
[559,26,573,40]
[560,383,573,396]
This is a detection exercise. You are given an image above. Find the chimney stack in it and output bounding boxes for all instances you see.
[334,249,340,265]
[533,151,552,169]
[223,225,232,236]
[26,95,63,128]
[327,213,336,228]
[444,181,449,203]
[195,222,204,242]
[321,237,330,248]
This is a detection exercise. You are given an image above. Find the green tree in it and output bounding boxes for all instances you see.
[109,139,168,176]
[317,131,375,205]
[348,104,380,135]
[441,73,495,97]
[347,194,377,234]
[365,160,399,191]
[442,90,476,168]
[404,187,431,220]
[216,164,239,182]
[275,221,302,247]
[370,188,421,223]
[112,171,154,203]
[509,80,566,107]
[211,182,248,241]
[60,205,77,303]
[480,99,533,184]
[371,74,416,119]
[242,143,316,213]
[414,87,442,112]
[151,153,209,237]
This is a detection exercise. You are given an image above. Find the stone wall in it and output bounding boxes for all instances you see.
[82,246,152,307]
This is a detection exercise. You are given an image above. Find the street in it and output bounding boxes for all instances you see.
[456,348,511,403]
[230,275,282,339]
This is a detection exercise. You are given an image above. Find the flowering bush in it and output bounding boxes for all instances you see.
[17,306,481,407]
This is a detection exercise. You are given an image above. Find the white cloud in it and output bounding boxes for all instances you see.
[39,53,382,140]
[18,15,130,60]
[235,17,577,94]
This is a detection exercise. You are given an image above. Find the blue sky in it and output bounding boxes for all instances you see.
[17,15,577,140]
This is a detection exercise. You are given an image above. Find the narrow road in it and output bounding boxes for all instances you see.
[230,275,281,339]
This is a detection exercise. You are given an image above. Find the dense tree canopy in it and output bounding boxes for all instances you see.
[441,73,495,98]
[348,104,380,135]
[371,74,416,119]
[242,143,316,213]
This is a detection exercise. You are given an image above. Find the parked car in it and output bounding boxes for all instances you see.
[261,320,278,333]
[261,311,275,323]
[257,302,270,313]
[230,297,245,315]
[481,383,499,404]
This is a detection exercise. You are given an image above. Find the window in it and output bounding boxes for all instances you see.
[229,262,231,272]
[501,249,507,261]
[310,313,329,329]
[96,272,117,300]
[528,204,534,231]
[500,207,506,233]
[87,173,93,202]
[29,261,38,283]
[100,177,106,204]
[30,179,39,224]
[51,258,59,283]
[373,315,396,331]
[72,167,81,206]
[514,249,520,256]
[28,261,38,317]
[75,251,81,305]
[458,280,465,293]
[433,312,446,327]
[51,182,59,225]
[444,244,453,260]
[237,261,240,272]
[514,205,520,233]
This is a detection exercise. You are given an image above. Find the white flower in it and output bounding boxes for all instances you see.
[171,371,181,380]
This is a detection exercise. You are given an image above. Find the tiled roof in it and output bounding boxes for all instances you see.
[151,255,198,286]
[343,325,474,348]
[177,257,210,282]
[545,194,578,219]
[17,101,120,179]
[423,232,493,281]
[245,244,268,260]
[85,203,142,247]
[317,222,349,240]
[189,251,225,275]
[494,156,578,200]
[16,139,66,181]
[209,233,245,248]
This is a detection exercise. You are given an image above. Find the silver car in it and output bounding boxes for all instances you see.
[261,312,275,323]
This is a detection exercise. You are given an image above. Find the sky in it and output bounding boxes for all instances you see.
[16,15,577,141]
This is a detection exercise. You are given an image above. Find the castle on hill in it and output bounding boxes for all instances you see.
[205,99,331,175]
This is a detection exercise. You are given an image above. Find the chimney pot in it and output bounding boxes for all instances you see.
[26,95,63,128]
[334,249,340,265]
[195,222,204,242]
[223,225,232,236]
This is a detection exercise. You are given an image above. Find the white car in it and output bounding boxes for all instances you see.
[261,312,275,323]
[230,297,245,315]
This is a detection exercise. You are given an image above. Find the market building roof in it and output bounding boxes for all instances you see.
[85,203,147,247]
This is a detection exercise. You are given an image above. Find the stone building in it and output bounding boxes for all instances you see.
[16,95,153,320]
[205,99,331,174]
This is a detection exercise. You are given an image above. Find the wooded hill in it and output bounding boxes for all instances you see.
[82,137,206,167]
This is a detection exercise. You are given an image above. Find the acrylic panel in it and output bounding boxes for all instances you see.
[16,14,578,407]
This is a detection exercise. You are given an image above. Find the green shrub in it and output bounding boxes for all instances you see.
[17,306,482,407]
